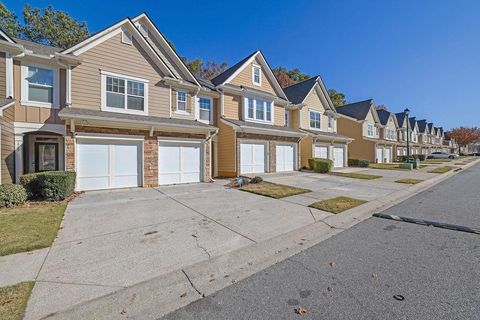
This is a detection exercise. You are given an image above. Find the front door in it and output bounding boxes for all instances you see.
[35,143,59,172]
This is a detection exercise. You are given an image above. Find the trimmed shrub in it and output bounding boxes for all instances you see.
[20,171,76,201]
[348,159,369,167]
[308,158,333,173]
[0,184,28,208]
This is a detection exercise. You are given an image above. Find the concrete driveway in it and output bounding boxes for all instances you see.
[25,181,318,319]
[25,167,441,319]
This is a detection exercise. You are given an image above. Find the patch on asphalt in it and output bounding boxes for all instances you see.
[373,213,480,235]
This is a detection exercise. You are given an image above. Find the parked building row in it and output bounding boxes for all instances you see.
[0,14,456,191]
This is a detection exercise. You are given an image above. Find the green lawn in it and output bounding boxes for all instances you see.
[428,166,455,174]
[0,282,34,320]
[309,196,367,214]
[368,163,409,170]
[424,159,452,163]
[333,172,382,180]
[0,203,67,256]
[240,182,311,199]
[395,178,424,184]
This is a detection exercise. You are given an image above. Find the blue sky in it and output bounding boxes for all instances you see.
[5,0,480,129]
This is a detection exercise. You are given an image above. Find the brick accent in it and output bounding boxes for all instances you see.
[66,125,210,187]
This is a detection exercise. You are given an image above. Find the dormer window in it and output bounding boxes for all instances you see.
[309,111,321,130]
[252,65,261,86]
[122,30,132,45]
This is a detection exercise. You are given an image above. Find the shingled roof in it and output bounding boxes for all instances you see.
[417,120,428,133]
[210,51,257,86]
[376,109,392,126]
[395,112,407,127]
[283,77,319,104]
[336,99,374,120]
[409,117,417,129]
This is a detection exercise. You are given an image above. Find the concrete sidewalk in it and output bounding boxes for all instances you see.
[12,158,478,319]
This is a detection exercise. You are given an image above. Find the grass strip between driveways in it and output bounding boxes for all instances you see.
[0,281,34,320]
[309,196,367,214]
[332,172,382,180]
[424,159,452,163]
[395,178,424,184]
[368,163,410,170]
[240,182,311,199]
[0,203,67,256]
[428,166,455,174]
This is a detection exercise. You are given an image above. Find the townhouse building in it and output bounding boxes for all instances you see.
[283,76,352,168]
[335,99,396,163]
[376,109,399,162]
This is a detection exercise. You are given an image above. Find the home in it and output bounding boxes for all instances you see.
[283,76,352,168]
[416,119,430,155]
[206,51,306,177]
[443,131,458,153]
[0,13,220,190]
[335,99,390,163]
[376,108,399,162]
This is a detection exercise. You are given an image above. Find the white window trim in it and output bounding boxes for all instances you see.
[176,90,188,114]
[252,64,261,86]
[100,70,149,115]
[309,110,322,131]
[367,123,374,137]
[197,95,213,124]
[121,29,133,45]
[4,52,14,98]
[244,96,274,124]
[20,62,60,109]
[284,109,289,127]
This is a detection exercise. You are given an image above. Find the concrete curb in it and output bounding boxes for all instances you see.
[41,159,479,320]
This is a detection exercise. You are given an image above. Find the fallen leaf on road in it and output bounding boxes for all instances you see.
[329,261,336,267]
[180,293,187,298]
[371,273,378,278]
[327,286,334,292]
[294,306,307,314]
[120,309,127,315]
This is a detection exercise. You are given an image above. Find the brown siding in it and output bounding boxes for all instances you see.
[337,117,376,162]
[230,57,279,96]
[1,106,15,184]
[216,120,236,177]
[71,33,170,117]
[0,52,5,97]
[300,136,313,168]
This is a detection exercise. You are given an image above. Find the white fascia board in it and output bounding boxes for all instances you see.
[0,101,15,115]
[0,30,14,43]
[132,13,200,86]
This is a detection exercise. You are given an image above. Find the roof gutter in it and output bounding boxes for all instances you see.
[218,84,290,106]
[220,118,306,138]
[163,77,200,94]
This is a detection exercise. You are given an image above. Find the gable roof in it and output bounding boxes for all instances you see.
[210,50,288,100]
[409,117,417,130]
[395,112,407,127]
[283,76,335,110]
[427,123,434,133]
[417,120,428,133]
[376,109,392,126]
[336,99,376,121]
[131,13,199,86]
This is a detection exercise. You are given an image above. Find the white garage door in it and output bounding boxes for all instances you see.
[276,144,294,172]
[158,142,201,185]
[333,147,344,168]
[376,147,383,163]
[240,142,265,174]
[76,140,141,191]
[314,146,328,159]
[385,148,392,163]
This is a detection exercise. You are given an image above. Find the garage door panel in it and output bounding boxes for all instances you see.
[158,143,201,185]
[276,145,294,172]
[240,143,265,174]
[314,146,328,159]
[77,142,109,177]
[333,147,344,168]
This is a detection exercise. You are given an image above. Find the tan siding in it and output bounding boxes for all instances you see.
[337,117,376,162]
[71,33,170,117]
[362,110,379,138]
[0,106,15,183]
[300,87,333,131]
[170,88,195,120]
[273,104,285,126]
[300,136,313,168]
[223,93,241,120]
[216,120,236,176]
[0,52,5,97]
[230,57,278,96]
[291,109,300,129]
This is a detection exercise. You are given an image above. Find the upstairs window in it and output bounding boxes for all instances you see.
[177,91,187,112]
[28,66,53,103]
[252,65,261,86]
[122,30,132,45]
[245,97,273,122]
[328,115,334,129]
[309,111,321,130]
[199,96,212,122]
[102,71,148,114]
[367,123,374,137]
[285,110,289,127]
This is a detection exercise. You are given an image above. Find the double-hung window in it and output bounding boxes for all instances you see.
[102,71,148,114]
[309,111,321,130]
[199,96,212,122]
[284,110,289,127]
[367,123,374,137]
[28,66,54,103]
[177,91,187,112]
[245,97,272,122]
[328,115,334,129]
[252,65,261,86]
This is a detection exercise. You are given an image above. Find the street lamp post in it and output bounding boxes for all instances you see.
[404,108,410,162]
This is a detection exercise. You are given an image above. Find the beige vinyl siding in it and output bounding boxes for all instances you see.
[13,60,64,124]
[71,33,170,117]
[0,106,15,183]
[300,87,334,131]
[230,57,278,96]
[300,136,313,168]
[170,88,195,120]
[337,117,376,162]
[291,109,300,129]
[223,93,241,120]
[383,116,397,141]
[273,104,285,126]
[216,120,236,176]
[0,52,5,96]
[362,110,378,138]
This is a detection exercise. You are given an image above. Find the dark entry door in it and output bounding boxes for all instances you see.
[35,142,59,172]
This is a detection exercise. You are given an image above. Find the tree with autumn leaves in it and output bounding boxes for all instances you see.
[448,127,480,154]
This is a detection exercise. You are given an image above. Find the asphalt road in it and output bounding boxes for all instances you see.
[161,163,480,320]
